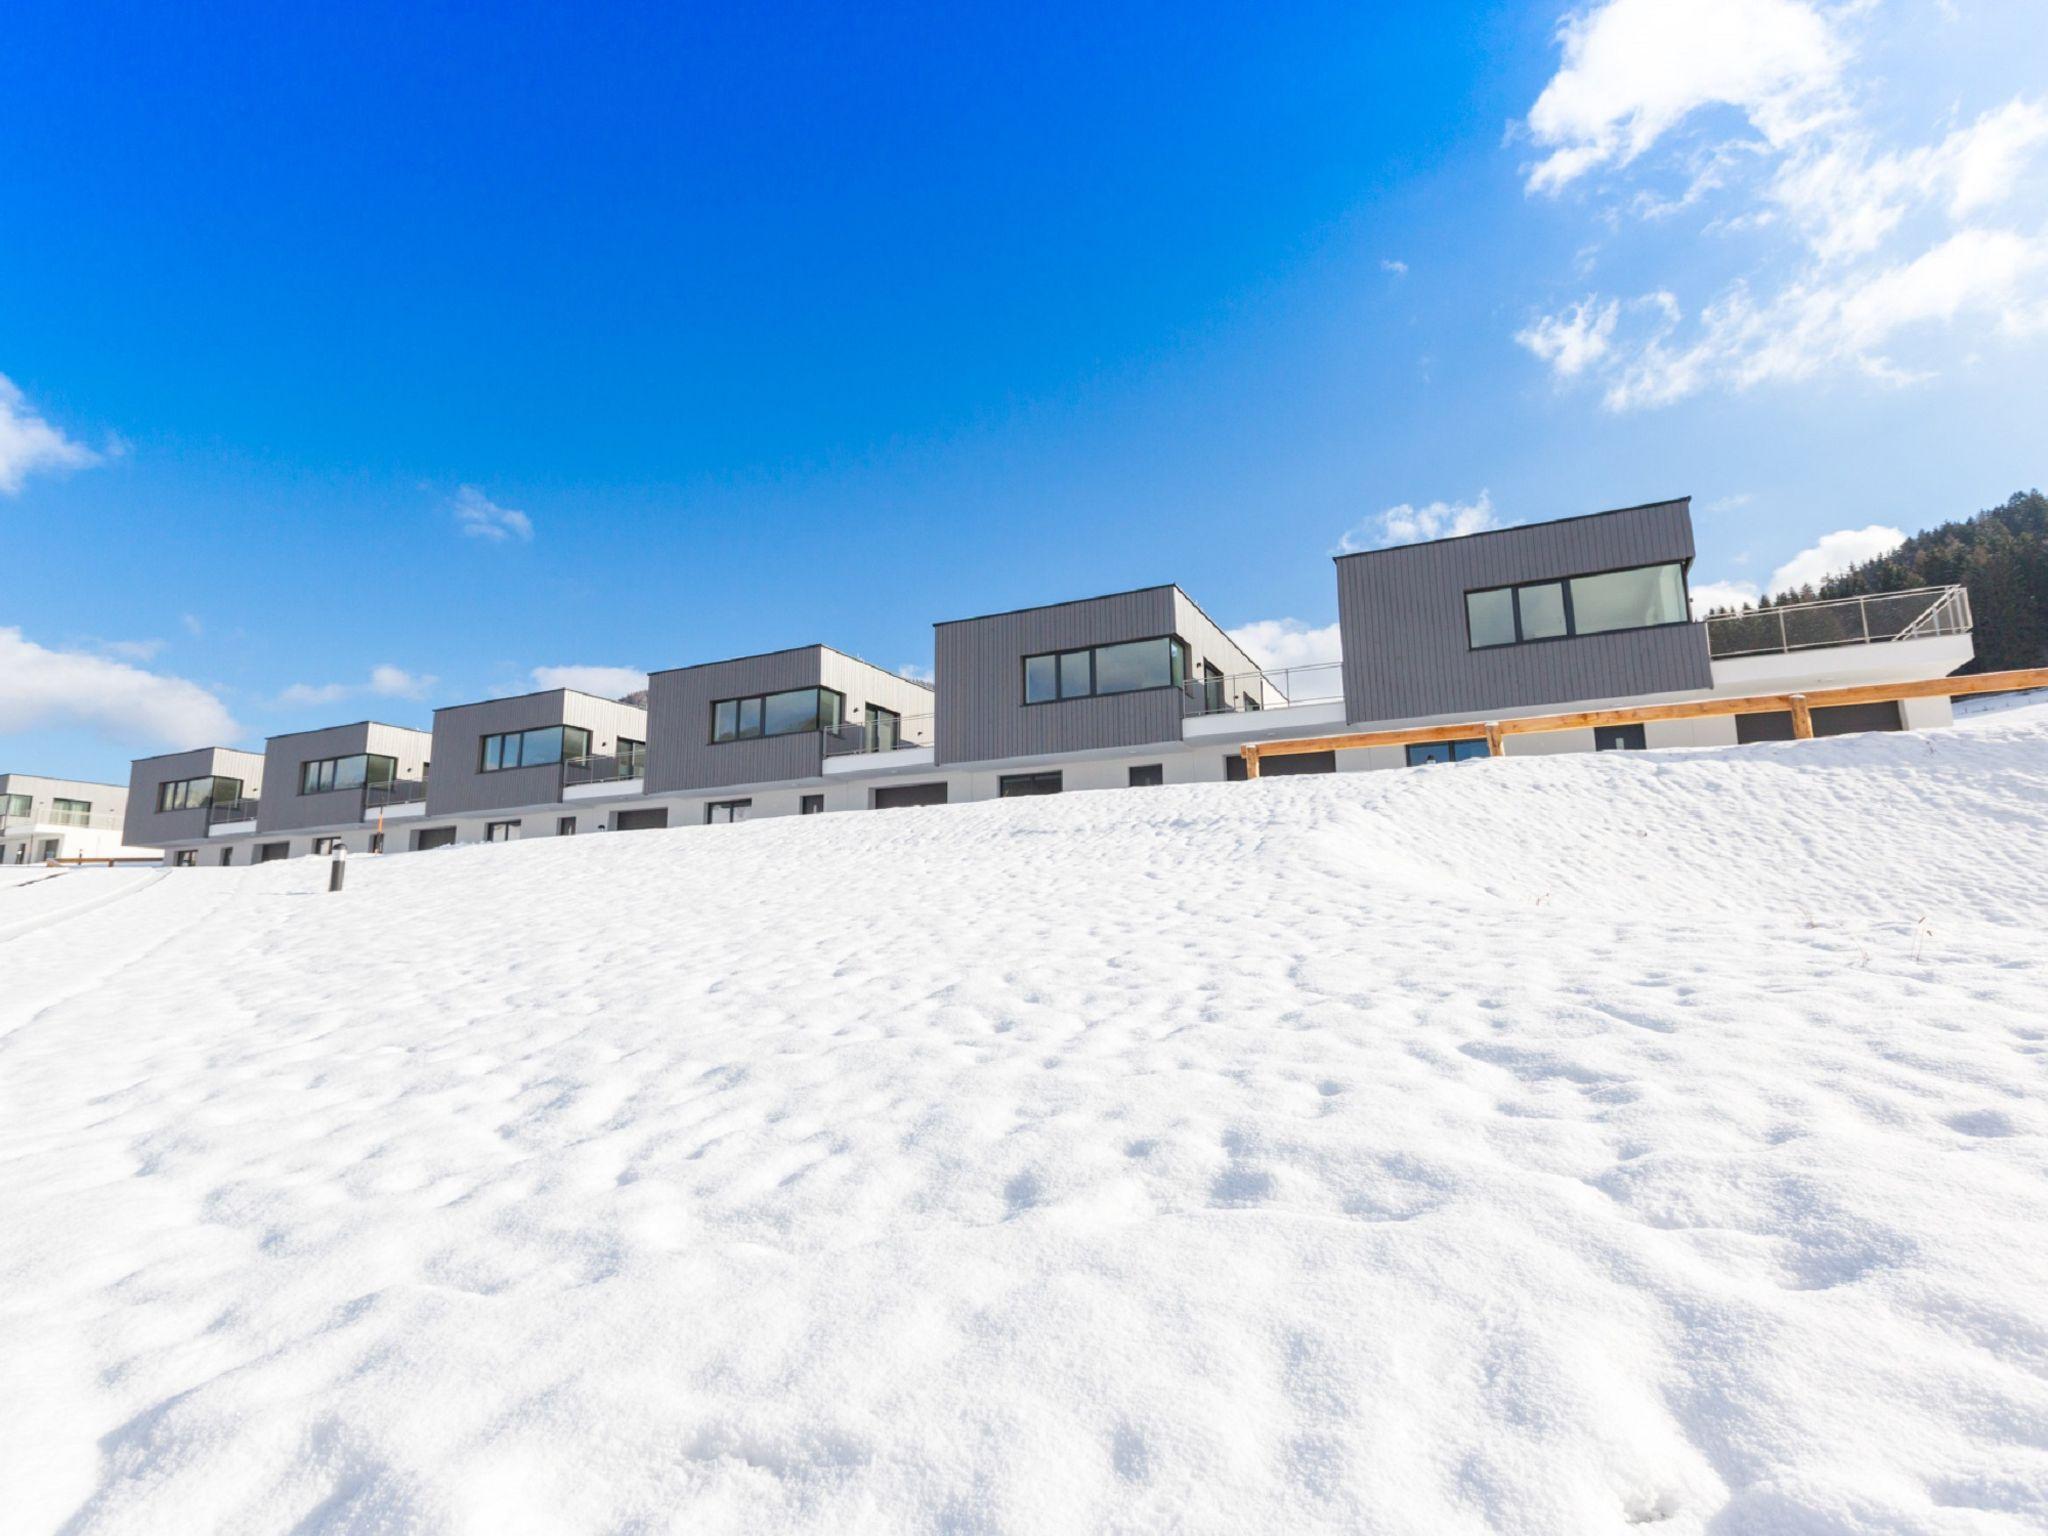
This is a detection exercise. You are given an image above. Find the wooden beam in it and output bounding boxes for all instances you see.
[1237,664,2048,763]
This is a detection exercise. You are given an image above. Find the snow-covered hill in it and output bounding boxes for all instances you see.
[5,706,2047,1534]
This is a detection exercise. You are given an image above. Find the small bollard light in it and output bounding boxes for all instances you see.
[328,843,349,893]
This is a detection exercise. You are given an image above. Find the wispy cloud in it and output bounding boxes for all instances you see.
[1338,490,1503,552]
[1518,0,2048,407]
[0,372,100,494]
[1381,258,1409,276]
[278,665,437,709]
[100,638,167,662]
[897,662,936,685]
[454,484,534,542]
[0,626,238,747]
[180,612,205,638]
[1767,524,1905,593]
[1225,619,1342,671]
[1701,492,1755,513]
[530,664,648,700]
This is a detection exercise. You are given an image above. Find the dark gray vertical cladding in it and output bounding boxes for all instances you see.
[934,586,1260,766]
[123,747,265,847]
[255,721,432,834]
[425,690,647,817]
[1335,499,1712,724]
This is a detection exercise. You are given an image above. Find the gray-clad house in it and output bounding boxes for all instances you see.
[124,746,267,861]
[643,647,935,807]
[416,687,648,845]
[254,721,434,840]
[933,585,1266,768]
[1334,498,1711,726]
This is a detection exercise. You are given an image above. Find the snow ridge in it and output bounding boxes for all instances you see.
[3,708,2046,1533]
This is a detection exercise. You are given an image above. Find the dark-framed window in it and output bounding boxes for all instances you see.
[312,837,341,855]
[482,726,589,772]
[1405,739,1491,767]
[219,848,234,865]
[1466,562,1689,650]
[706,799,751,824]
[368,832,384,854]
[1128,764,1164,787]
[557,816,577,836]
[1595,724,1648,751]
[999,771,1062,798]
[256,842,289,862]
[1224,754,1249,782]
[413,826,457,851]
[865,706,900,752]
[800,794,824,815]
[710,687,844,743]
[485,820,521,842]
[173,849,198,867]
[617,739,646,776]
[1022,636,1189,704]
[158,775,241,813]
[300,754,396,795]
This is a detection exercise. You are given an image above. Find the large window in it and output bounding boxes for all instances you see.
[2,793,32,817]
[157,775,242,812]
[711,688,843,743]
[1467,562,1689,649]
[1406,739,1492,766]
[485,820,521,842]
[52,798,91,825]
[481,726,590,771]
[1023,636,1189,704]
[617,738,646,776]
[300,754,397,795]
[706,799,752,824]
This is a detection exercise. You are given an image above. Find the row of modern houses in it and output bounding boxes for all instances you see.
[5,498,1979,870]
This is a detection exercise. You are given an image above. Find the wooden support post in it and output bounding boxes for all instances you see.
[1241,746,1261,780]
[1789,693,1814,740]
[1484,721,1504,759]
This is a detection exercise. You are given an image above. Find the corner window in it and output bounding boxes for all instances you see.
[300,754,396,794]
[2,793,31,816]
[1022,636,1189,703]
[158,775,242,812]
[710,688,844,743]
[481,726,590,771]
[1406,739,1491,766]
[1467,562,1688,649]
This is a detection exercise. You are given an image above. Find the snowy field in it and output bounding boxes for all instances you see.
[4,705,2047,1535]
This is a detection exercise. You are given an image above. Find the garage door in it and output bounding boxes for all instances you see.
[1737,702,1903,744]
[613,809,670,832]
[412,827,458,851]
[1261,750,1337,777]
[873,782,948,810]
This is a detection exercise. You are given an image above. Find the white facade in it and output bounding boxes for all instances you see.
[0,774,157,866]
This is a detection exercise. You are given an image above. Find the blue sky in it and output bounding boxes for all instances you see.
[4,0,2045,782]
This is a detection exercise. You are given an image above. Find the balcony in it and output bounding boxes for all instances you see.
[206,798,261,826]
[364,778,429,810]
[2,808,126,833]
[822,714,936,758]
[561,752,645,788]
[1705,586,1972,659]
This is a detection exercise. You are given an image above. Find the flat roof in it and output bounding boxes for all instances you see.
[127,744,267,766]
[431,685,651,716]
[0,773,129,790]
[1332,496,1692,561]
[262,719,434,743]
[931,582,1254,667]
[648,643,933,690]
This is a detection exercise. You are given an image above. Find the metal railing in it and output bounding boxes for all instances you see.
[1705,585,1972,659]
[561,753,645,787]
[207,798,261,825]
[2,808,127,832]
[822,713,937,757]
[364,778,429,809]
[1180,661,1343,717]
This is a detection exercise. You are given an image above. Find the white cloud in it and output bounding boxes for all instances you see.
[454,484,534,542]
[100,638,166,662]
[278,665,437,709]
[1225,619,1343,671]
[1688,578,1762,618]
[1519,1,2048,406]
[1701,492,1754,513]
[1767,525,1906,593]
[530,665,649,699]
[1524,0,1843,193]
[0,373,101,494]
[1340,490,1502,552]
[180,613,204,638]
[897,662,936,685]
[1381,258,1409,275]
[0,626,238,748]
[1516,298,1617,377]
